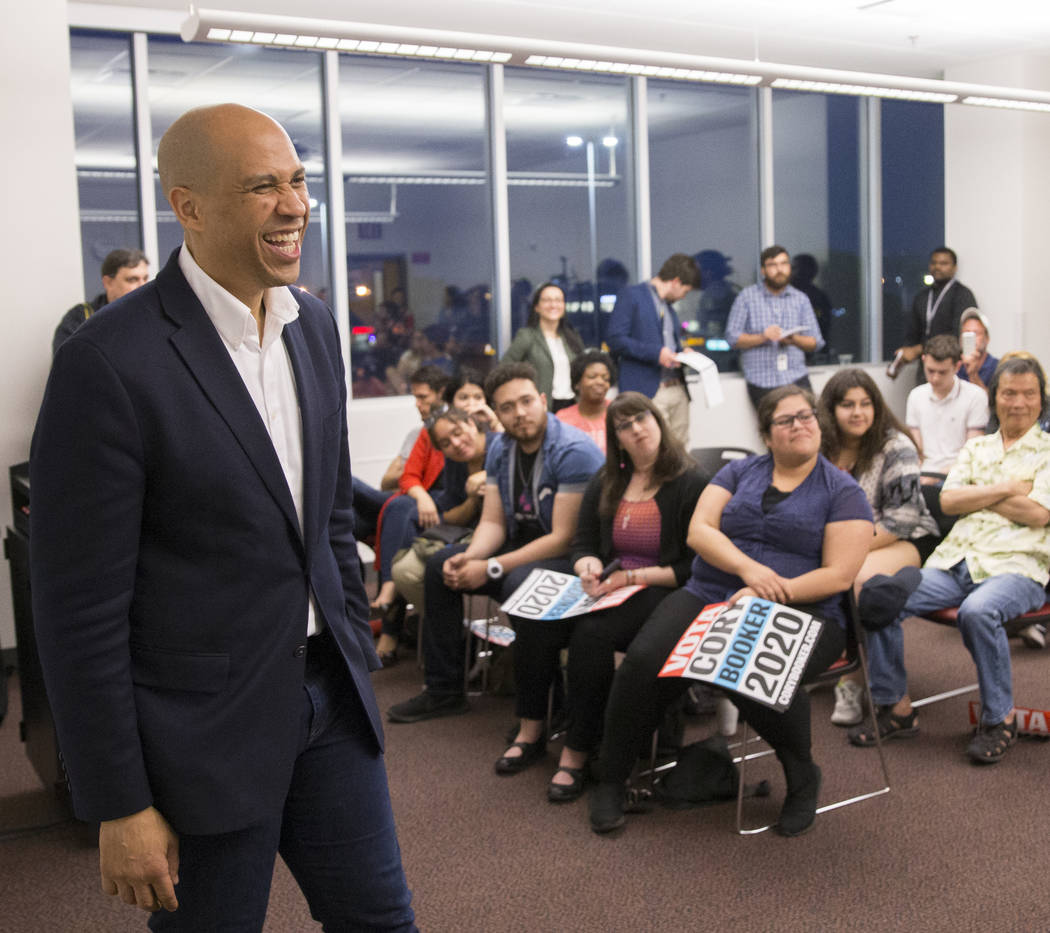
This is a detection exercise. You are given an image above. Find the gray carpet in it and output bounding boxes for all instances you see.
[3,617,1049,931]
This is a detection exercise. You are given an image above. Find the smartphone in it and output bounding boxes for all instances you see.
[961,331,977,356]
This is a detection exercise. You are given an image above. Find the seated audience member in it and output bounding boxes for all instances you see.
[387,362,604,723]
[379,365,450,491]
[818,369,940,726]
[555,349,617,453]
[906,335,988,483]
[850,356,1050,763]
[385,369,502,634]
[502,282,584,412]
[958,308,998,391]
[589,386,872,837]
[497,392,704,798]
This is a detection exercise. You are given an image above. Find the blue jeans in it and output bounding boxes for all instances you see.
[149,630,416,932]
[866,560,1046,725]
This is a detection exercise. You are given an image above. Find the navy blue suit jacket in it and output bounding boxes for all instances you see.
[606,282,688,398]
[30,251,382,835]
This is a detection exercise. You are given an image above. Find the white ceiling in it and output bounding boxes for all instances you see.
[71,0,1050,81]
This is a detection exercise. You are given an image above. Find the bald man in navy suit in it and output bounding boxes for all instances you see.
[31,105,415,931]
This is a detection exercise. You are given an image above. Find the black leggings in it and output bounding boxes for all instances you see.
[509,587,672,746]
[599,587,845,784]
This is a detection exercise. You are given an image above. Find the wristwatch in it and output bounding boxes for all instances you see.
[486,558,504,580]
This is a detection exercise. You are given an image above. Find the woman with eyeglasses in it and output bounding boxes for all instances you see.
[373,369,497,664]
[589,385,873,837]
[501,282,584,412]
[495,393,704,801]
[818,368,939,726]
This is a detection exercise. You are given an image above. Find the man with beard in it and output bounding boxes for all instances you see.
[387,361,603,723]
[891,246,978,383]
[726,245,824,410]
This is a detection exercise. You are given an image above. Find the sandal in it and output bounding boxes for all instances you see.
[848,705,918,747]
[967,718,1017,764]
[547,766,586,803]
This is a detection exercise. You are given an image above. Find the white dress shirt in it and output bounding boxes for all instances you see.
[179,244,321,635]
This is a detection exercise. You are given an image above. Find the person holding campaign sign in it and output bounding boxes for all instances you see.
[497,393,704,799]
[589,385,873,837]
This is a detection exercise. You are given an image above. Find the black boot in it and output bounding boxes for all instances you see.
[775,749,822,837]
[589,781,626,834]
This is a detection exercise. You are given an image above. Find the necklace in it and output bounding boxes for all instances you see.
[516,449,537,514]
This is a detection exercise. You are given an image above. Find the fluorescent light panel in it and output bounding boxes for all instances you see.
[187,11,1050,111]
[771,77,956,103]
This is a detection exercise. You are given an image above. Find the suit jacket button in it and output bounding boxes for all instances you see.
[293,644,306,658]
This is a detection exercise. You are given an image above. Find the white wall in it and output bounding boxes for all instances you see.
[0,0,83,652]
[945,54,1050,362]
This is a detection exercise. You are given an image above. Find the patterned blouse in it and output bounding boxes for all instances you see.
[852,431,939,542]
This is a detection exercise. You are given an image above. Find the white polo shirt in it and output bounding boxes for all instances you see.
[905,376,988,475]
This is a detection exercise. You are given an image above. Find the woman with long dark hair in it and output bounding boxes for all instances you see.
[495,393,704,803]
[818,368,939,725]
[501,282,584,411]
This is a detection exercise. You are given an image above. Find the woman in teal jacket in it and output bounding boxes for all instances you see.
[502,282,584,411]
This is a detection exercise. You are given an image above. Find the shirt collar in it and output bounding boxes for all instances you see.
[178,243,300,351]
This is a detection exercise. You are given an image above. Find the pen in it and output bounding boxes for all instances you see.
[598,558,622,582]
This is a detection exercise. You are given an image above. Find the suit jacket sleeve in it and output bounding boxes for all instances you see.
[607,287,660,364]
[31,339,154,821]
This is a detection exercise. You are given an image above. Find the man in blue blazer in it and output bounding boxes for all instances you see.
[31,105,415,931]
[606,253,701,446]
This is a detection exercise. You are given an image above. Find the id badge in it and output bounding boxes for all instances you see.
[776,352,788,372]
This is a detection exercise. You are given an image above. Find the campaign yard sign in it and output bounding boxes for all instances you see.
[500,568,643,621]
[658,597,823,711]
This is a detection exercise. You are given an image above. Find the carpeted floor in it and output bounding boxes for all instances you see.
[2,617,1049,932]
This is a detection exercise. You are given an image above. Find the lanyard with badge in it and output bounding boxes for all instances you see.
[925,278,956,337]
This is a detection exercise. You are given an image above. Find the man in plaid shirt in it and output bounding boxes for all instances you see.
[726,245,824,410]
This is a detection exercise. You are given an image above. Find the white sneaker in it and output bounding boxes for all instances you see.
[1020,623,1046,650]
[830,679,865,726]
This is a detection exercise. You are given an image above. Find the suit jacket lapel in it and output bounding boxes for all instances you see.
[156,257,304,545]
[282,317,321,559]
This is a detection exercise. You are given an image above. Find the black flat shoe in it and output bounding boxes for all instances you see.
[547,766,586,803]
[775,763,822,837]
[494,736,546,775]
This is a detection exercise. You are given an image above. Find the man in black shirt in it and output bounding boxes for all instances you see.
[52,247,149,355]
[891,246,978,380]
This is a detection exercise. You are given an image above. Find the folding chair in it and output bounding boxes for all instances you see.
[912,601,1050,711]
[462,593,513,696]
[734,593,891,835]
[689,447,755,484]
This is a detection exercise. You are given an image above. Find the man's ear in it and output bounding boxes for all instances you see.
[169,186,204,231]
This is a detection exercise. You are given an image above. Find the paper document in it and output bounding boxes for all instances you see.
[674,350,723,407]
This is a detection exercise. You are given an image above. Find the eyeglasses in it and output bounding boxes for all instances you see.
[769,409,817,429]
[613,410,654,434]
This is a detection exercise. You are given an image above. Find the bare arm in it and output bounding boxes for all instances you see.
[870,523,901,550]
[405,484,439,527]
[686,485,792,603]
[380,455,404,491]
[965,427,984,441]
[779,519,872,604]
[733,325,782,350]
[784,333,818,352]
[460,484,508,560]
[989,495,1050,528]
[441,488,482,527]
[497,491,584,573]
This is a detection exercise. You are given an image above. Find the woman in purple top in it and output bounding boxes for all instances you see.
[589,385,873,838]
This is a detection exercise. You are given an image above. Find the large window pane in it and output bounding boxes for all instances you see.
[70,29,139,300]
[881,100,945,360]
[649,81,759,371]
[339,56,493,397]
[773,91,862,364]
[504,69,632,347]
[147,37,329,300]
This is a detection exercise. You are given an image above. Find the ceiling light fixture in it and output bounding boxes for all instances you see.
[182,6,1050,113]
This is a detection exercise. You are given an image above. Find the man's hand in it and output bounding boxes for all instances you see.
[99,806,179,913]
[658,347,680,368]
[762,324,783,344]
[444,556,488,590]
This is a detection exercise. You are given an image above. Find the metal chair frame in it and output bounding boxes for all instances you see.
[733,595,892,835]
